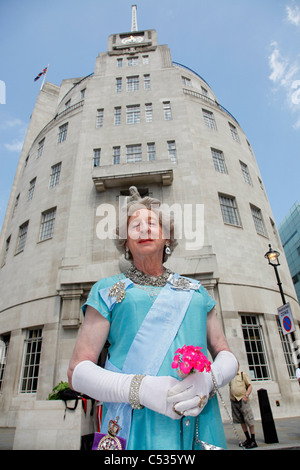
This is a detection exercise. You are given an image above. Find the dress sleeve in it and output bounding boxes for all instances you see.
[81,280,111,322]
[198,284,216,314]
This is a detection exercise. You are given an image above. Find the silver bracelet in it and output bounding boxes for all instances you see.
[129,374,145,409]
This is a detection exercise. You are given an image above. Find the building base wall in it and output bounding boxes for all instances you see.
[12,399,96,450]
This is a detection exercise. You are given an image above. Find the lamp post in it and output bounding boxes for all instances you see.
[264,244,300,369]
[264,244,286,304]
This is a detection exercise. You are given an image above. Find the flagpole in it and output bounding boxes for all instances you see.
[40,64,49,90]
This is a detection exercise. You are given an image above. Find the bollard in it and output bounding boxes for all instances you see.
[257,388,279,444]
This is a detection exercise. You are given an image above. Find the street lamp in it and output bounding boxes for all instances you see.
[264,244,285,304]
[264,243,300,369]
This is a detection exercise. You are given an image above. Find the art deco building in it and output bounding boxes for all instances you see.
[0,8,299,449]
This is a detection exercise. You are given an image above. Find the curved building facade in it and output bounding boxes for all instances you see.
[0,26,299,448]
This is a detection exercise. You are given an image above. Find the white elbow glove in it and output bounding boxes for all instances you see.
[72,360,134,403]
[71,360,181,420]
[167,351,238,417]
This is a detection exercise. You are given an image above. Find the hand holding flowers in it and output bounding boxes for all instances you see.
[171,345,211,376]
[168,345,213,417]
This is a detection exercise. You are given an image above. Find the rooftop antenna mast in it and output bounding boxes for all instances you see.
[131,4,138,32]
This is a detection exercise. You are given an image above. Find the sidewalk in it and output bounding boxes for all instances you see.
[224,416,300,450]
[1,417,299,451]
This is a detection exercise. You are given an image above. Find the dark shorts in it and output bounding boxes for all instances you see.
[231,399,254,427]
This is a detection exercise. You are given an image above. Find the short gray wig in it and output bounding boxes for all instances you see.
[114,186,177,261]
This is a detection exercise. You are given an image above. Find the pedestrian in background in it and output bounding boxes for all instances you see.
[229,365,258,449]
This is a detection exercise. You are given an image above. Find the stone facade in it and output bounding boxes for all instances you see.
[0,27,299,449]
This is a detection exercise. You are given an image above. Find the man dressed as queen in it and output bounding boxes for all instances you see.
[68,187,238,450]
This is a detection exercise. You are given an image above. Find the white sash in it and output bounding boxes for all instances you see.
[100,274,199,447]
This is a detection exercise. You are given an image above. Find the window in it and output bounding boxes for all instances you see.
[114,107,121,126]
[13,194,20,217]
[277,319,297,379]
[241,315,271,381]
[211,148,227,174]
[168,141,177,163]
[202,109,216,130]
[96,109,104,128]
[117,58,123,68]
[81,88,86,99]
[247,139,253,155]
[37,138,45,158]
[128,56,138,66]
[16,221,29,254]
[49,163,61,188]
[28,178,36,200]
[127,76,139,92]
[1,235,11,267]
[147,142,156,161]
[145,103,153,122]
[113,146,120,165]
[116,77,122,93]
[39,208,56,241]
[201,86,208,97]
[126,144,142,163]
[0,334,10,392]
[229,122,240,142]
[240,161,252,185]
[93,148,101,167]
[20,329,43,393]
[219,194,241,226]
[143,55,149,64]
[270,218,280,245]
[182,76,191,87]
[251,205,266,236]
[144,74,150,90]
[58,123,68,143]
[126,105,140,124]
[163,101,172,120]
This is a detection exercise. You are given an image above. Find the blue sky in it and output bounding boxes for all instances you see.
[0,0,299,232]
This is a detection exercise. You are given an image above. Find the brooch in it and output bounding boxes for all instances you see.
[108,281,126,303]
[93,416,126,450]
[168,274,199,291]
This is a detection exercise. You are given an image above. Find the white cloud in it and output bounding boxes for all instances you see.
[4,140,24,152]
[1,117,27,152]
[268,41,287,83]
[6,118,25,128]
[293,117,300,129]
[268,41,300,126]
[286,4,300,27]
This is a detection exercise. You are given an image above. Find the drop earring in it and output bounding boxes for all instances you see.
[165,242,171,255]
[125,246,130,260]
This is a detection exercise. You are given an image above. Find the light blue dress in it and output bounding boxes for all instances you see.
[82,273,227,450]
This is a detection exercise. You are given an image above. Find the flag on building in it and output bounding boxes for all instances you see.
[34,67,48,82]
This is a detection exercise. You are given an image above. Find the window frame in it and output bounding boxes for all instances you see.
[16,221,29,254]
[212,148,227,174]
[57,123,68,143]
[49,163,61,188]
[19,328,43,394]
[202,109,216,130]
[241,315,271,381]
[39,208,56,242]
[219,194,241,227]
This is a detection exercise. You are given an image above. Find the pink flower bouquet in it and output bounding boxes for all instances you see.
[172,345,211,377]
